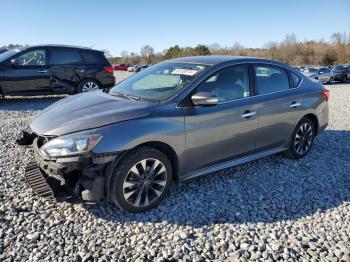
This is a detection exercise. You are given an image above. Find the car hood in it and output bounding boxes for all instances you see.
[30,91,155,136]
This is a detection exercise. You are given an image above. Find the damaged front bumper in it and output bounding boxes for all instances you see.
[22,134,121,203]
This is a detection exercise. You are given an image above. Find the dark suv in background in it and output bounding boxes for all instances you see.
[0,45,115,97]
[332,64,350,82]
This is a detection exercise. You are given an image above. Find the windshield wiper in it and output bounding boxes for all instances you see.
[112,92,141,101]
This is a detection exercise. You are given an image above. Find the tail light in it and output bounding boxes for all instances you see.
[322,88,330,102]
[104,66,114,75]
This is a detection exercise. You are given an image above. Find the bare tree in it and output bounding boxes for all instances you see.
[140,45,154,64]
[130,52,139,64]
[331,32,347,46]
[102,49,112,59]
[120,51,129,64]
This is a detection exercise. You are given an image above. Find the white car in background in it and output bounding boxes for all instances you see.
[303,67,334,84]
[127,65,140,72]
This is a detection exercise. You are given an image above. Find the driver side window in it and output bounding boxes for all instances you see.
[196,65,250,103]
[16,49,46,66]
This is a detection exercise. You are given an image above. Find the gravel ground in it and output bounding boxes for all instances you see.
[0,83,349,261]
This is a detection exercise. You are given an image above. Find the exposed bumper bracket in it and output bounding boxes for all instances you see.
[25,162,55,200]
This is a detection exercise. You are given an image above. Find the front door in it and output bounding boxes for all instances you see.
[1,48,50,95]
[182,64,258,173]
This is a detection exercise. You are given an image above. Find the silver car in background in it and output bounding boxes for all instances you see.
[303,67,334,84]
[20,56,329,213]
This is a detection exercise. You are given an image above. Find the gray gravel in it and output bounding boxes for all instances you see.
[1,84,350,261]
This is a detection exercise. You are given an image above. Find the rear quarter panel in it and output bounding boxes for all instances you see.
[295,78,328,133]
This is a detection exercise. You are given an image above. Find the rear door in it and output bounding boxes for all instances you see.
[48,47,83,94]
[1,48,50,95]
[253,64,304,151]
[182,64,259,173]
[318,68,330,82]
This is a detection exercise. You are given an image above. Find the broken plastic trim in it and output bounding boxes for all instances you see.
[16,130,37,146]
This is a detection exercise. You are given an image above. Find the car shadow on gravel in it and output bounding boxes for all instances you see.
[0,96,66,111]
[86,130,350,228]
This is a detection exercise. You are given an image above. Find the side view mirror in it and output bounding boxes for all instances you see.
[10,58,19,66]
[191,92,218,106]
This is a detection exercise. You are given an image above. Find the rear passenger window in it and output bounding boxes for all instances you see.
[254,65,290,94]
[81,52,99,64]
[81,51,107,64]
[290,71,302,88]
[49,49,81,65]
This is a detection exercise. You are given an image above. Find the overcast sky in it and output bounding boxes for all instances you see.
[1,0,349,56]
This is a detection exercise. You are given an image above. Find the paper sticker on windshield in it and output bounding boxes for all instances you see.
[172,68,198,76]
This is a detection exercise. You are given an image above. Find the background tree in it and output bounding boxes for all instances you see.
[191,44,211,56]
[140,45,154,64]
[130,52,139,64]
[102,49,112,59]
[120,50,130,64]
[165,45,183,58]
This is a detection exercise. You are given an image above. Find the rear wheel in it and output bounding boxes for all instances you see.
[110,146,172,213]
[284,117,315,159]
[77,79,101,93]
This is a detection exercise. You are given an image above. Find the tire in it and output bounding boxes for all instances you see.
[109,146,172,213]
[284,117,315,159]
[76,79,101,93]
[342,75,347,83]
[328,77,334,84]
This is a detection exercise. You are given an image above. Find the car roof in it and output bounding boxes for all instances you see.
[21,44,102,52]
[166,55,286,66]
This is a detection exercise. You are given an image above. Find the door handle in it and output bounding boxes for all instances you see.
[37,70,48,73]
[289,102,301,108]
[241,111,256,118]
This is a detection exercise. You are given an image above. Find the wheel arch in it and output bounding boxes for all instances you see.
[135,141,179,182]
[301,113,319,136]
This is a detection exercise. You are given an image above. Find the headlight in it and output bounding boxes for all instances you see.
[40,131,103,157]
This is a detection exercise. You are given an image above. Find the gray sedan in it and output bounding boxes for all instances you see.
[21,56,329,212]
[303,67,334,84]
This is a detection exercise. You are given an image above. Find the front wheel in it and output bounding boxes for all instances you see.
[110,146,172,213]
[284,118,315,159]
[328,77,334,84]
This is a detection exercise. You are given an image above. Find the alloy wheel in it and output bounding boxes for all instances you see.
[294,123,313,155]
[82,81,99,92]
[122,158,167,208]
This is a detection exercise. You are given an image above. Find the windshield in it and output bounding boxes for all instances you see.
[333,65,345,70]
[304,68,316,73]
[109,62,210,101]
[0,50,17,62]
